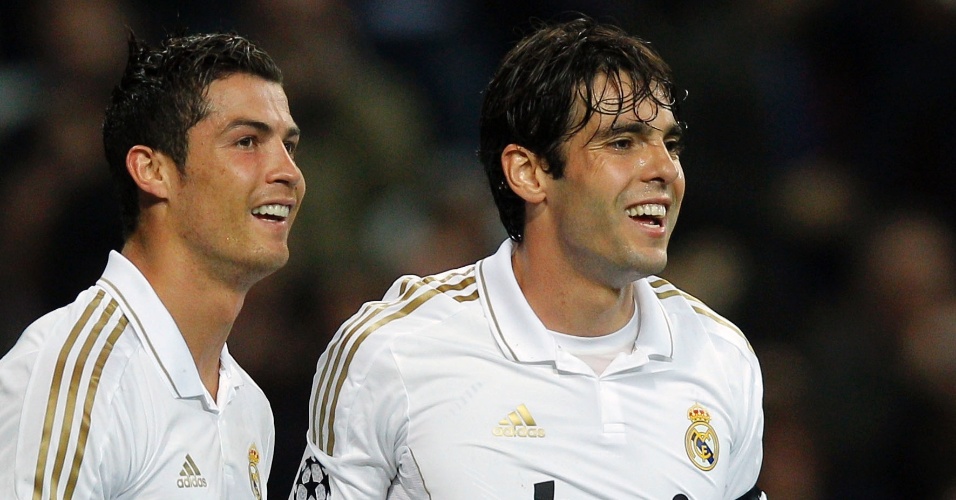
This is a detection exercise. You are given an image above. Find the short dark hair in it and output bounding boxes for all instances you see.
[102,31,283,239]
[478,17,683,242]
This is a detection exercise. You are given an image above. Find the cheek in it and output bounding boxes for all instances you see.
[296,171,307,198]
[673,165,687,200]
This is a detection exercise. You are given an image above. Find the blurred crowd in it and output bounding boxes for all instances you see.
[2,0,954,498]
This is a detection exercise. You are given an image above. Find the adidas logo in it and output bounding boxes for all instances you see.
[176,454,208,489]
[492,404,546,438]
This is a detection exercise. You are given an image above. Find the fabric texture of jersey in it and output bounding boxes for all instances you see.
[0,251,274,499]
[292,239,763,499]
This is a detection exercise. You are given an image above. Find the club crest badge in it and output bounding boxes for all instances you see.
[248,443,262,500]
[684,403,719,471]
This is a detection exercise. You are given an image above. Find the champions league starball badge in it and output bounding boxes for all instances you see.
[684,403,719,471]
[293,456,331,500]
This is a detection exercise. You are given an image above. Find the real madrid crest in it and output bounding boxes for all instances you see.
[248,443,262,500]
[684,403,719,471]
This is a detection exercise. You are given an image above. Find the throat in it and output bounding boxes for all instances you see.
[550,308,639,374]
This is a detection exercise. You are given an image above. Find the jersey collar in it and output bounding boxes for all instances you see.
[97,251,244,407]
[477,239,674,367]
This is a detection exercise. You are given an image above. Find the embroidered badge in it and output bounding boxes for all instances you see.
[684,403,719,471]
[248,444,262,500]
[293,455,331,499]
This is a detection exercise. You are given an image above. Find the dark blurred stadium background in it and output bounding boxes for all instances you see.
[2,1,955,498]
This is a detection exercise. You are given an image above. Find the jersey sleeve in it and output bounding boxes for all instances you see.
[673,285,765,499]
[721,332,765,498]
[0,334,45,498]
[291,307,411,499]
[2,299,134,500]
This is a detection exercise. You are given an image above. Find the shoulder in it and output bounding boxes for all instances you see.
[382,264,480,306]
[2,285,142,387]
[0,283,152,431]
[228,358,274,420]
[340,264,481,356]
[222,359,275,451]
[1,285,149,496]
[646,277,757,361]
[308,264,481,421]
[644,277,764,432]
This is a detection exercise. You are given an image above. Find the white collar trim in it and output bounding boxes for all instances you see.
[97,251,244,404]
[477,240,674,364]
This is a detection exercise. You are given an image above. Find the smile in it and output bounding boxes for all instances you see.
[251,204,291,220]
[625,203,666,226]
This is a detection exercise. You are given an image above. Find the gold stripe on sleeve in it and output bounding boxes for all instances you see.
[308,299,385,445]
[691,305,752,352]
[651,278,753,352]
[64,315,127,500]
[33,290,105,500]
[653,289,682,300]
[100,277,180,397]
[312,271,477,454]
[311,272,472,446]
[648,278,669,288]
[49,299,118,498]
[326,277,477,454]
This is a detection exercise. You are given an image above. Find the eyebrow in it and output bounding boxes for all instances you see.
[225,119,301,139]
[593,119,683,143]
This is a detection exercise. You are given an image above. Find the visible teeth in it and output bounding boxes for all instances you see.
[252,204,290,218]
[625,204,666,218]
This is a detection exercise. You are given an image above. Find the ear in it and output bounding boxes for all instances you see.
[501,144,548,204]
[126,145,176,200]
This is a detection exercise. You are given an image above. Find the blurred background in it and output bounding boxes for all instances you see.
[2,0,955,498]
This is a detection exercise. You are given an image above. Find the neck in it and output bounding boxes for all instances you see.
[512,240,635,337]
[122,237,249,400]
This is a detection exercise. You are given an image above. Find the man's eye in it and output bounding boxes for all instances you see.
[237,137,255,148]
[666,140,684,158]
[609,138,633,150]
[284,141,297,156]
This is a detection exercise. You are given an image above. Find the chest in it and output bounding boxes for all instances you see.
[399,352,736,499]
[113,398,268,499]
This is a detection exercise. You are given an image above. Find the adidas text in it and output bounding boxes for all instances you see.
[177,476,208,488]
[492,426,546,438]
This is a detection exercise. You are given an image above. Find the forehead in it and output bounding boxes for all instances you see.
[585,73,643,112]
[202,73,291,121]
[570,73,675,134]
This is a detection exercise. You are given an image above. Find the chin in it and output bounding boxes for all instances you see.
[624,247,668,275]
[262,252,290,272]
[641,262,667,277]
[246,247,290,275]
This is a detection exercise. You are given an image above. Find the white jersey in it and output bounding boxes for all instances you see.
[292,240,763,500]
[0,251,274,499]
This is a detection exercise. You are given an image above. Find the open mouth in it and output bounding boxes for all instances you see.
[625,203,666,226]
[251,204,291,222]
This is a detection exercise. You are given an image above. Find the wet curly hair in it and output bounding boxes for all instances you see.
[479,17,684,242]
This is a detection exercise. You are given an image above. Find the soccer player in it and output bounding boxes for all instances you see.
[291,17,764,500]
[0,32,304,498]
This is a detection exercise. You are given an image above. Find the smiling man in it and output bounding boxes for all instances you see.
[0,32,304,499]
[292,17,764,500]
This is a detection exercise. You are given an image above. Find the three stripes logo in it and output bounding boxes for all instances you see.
[492,404,545,438]
[31,291,128,499]
[176,454,208,489]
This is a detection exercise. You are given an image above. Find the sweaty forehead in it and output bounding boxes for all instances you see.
[569,73,670,131]
[586,72,669,111]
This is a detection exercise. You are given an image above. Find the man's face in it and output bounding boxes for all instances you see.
[168,72,305,286]
[542,77,685,288]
